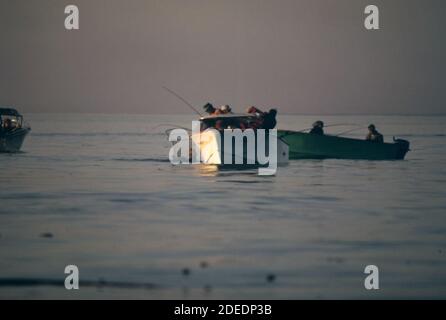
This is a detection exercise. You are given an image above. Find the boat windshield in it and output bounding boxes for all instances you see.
[200,114,260,131]
[0,115,23,131]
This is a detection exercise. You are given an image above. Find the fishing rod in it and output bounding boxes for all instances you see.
[162,86,203,117]
[334,126,366,137]
[289,123,363,133]
[279,123,363,138]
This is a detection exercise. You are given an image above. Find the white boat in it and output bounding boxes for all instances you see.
[0,108,31,152]
[190,114,289,167]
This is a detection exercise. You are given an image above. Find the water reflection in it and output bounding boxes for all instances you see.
[193,164,259,177]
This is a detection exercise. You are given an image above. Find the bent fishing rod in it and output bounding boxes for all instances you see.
[162,86,203,117]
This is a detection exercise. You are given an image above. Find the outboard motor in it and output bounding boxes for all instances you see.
[393,137,410,159]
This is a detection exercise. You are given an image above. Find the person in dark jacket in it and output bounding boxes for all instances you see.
[366,124,384,143]
[310,120,324,135]
[262,109,277,129]
[203,103,218,115]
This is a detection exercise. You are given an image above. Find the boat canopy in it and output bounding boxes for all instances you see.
[0,108,22,117]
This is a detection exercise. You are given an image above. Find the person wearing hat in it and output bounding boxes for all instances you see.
[203,103,219,116]
[310,120,324,135]
[219,105,233,114]
[366,124,384,143]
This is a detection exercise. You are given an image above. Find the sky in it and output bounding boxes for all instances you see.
[0,0,445,115]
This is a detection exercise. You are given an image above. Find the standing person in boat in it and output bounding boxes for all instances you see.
[310,120,324,135]
[366,124,384,143]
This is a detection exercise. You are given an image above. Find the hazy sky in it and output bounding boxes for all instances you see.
[0,0,445,114]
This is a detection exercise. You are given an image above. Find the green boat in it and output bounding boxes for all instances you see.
[277,130,410,160]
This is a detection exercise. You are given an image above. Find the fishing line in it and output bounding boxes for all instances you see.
[151,123,192,132]
[162,86,203,117]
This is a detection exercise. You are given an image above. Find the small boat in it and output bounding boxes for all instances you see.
[277,130,410,160]
[0,107,31,153]
[191,114,289,166]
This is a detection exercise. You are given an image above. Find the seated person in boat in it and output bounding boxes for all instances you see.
[246,106,264,129]
[201,115,253,131]
[1,118,13,132]
[262,109,277,129]
[215,119,225,130]
[219,105,233,114]
[203,103,220,116]
[366,124,384,143]
[310,120,324,135]
[246,106,263,116]
[246,106,277,129]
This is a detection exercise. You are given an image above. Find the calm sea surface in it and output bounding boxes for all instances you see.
[0,114,445,299]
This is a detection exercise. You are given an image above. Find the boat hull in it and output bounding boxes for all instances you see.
[278,130,409,160]
[191,129,289,166]
[0,128,30,152]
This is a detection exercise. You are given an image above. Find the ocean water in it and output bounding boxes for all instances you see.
[0,113,445,299]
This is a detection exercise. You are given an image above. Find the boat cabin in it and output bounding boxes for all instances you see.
[0,107,25,131]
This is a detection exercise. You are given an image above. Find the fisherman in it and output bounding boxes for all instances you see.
[262,109,277,129]
[215,119,225,130]
[366,124,384,143]
[2,118,12,132]
[246,106,263,115]
[219,105,233,114]
[245,106,264,129]
[246,106,277,129]
[203,103,219,116]
[310,120,324,135]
